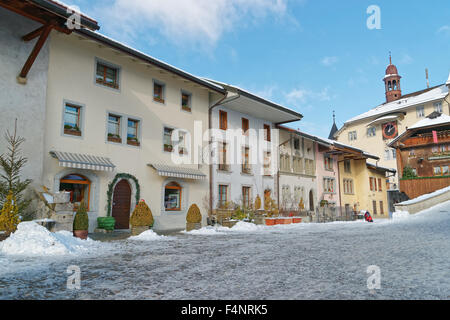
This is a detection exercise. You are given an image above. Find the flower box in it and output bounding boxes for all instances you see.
[265,218,276,226]
[64,128,81,136]
[283,218,293,225]
[293,218,303,224]
[127,139,140,147]
[154,97,165,104]
[275,218,285,225]
[108,135,122,143]
[182,105,191,112]
[164,144,173,152]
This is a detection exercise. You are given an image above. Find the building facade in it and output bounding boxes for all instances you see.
[389,112,450,199]
[207,82,303,212]
[278,127,317,213]
[335,58,450,190]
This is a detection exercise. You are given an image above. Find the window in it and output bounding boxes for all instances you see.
[63,103,82,136]
[96,61,119,89]
[434,102,443,113]
[305,159,315,176]
[164,127,174,152]
[344,159,351,173]
[378,178,382,192]
[380,201,385,215]
[242,187,251,209]
[440,144,447,153]
[263,152,272,175]
[416,106,425,118]
[242,147,251,174]
[343,179,354,194]
[218,142,229,171]
[164,182,181,211]
[242,118,249,135]
[293,157,303,173]
[323,178,335,193]
[60,174,90,211]
[409,149,416,157]
[348,131,357,141]
[280,154,290,172]
[219,111,227,130]
[392,149,397,159]
[369,177,377,191]
[127,119,140,146]
[107,114,122,143]
[218,185,228,208]
[153,81,165,103]
[384,150,391,161]
[294,138,300,150]
[177,131,188,155]
[434,165,449,176]
[367,127,376,137]
[432,145,439,153]
[181,91,191,112]
[373,201,378,215]
[412,168,418,176]
[264,124,271,142]
[324,155,333,171]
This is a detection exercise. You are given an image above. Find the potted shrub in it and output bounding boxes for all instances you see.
[130,200,154,236]
[186,204,202,231]
[164,144,173,152]
[73,203,89,240]
[97,216,116,231]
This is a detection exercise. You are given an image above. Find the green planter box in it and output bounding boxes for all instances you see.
[97,217,116,231]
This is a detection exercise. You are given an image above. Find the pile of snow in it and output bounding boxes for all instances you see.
[0,222,101,256]
[184,226,227,235]
[128,229,169,241]
[229,221,266,232]
[398,186,450,206]
[392,211,411,220]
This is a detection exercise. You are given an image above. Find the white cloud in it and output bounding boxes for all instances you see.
[399,53,413,65]
[285,87,332,108]
[438,25,450,35]
[93,0,296,49]
[321,56,339,67]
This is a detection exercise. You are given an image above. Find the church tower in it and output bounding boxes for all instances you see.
[383,54,402,103]
[328,111,338,140]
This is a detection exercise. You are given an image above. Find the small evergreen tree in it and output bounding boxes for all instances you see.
[402,166,417,179]
[73,202,89,231]
[0,121,32,214]
[0,191,20,235]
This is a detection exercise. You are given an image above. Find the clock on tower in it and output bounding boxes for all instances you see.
[382,121,398,140]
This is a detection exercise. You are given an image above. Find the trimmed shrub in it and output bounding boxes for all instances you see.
[254,195,261,210]
[73,203,89,231]
[130,200,154,227]
[186,204,202,223]
[0,191,20,235]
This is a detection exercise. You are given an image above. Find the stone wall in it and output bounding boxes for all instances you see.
[394,187,450,214]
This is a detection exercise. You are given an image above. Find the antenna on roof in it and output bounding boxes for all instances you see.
[389,51,392,65]
[425,68,430,88]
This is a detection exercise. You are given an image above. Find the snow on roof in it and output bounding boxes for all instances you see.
[409,113,450,130]
[345,84,448,125]
[398,186,450,206]
[43,0,96,22]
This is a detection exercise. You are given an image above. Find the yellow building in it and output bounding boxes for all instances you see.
[339,157,395,219]
[335,58,450,190]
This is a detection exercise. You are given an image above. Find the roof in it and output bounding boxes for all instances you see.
[328,121,338,140]
[203,79,303,124]
[27,0,99,30]
[366,162,397,174]
[409,112,450,130]
[74,29,226,95]
[344,84,448,125]
[149,164,206,180]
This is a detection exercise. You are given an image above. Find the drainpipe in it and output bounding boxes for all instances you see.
[208,92,240,217]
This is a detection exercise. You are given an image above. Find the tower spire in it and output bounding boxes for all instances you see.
[383,54,402,102]
[328,109,338,141]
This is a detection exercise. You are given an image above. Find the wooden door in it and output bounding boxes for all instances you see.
[112,180,131,229]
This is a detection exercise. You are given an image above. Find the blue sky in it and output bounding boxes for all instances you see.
[66,0,450,137]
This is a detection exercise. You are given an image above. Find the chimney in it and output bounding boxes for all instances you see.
[426,69,430,89]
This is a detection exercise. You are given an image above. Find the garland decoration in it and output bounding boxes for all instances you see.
[106,173,140,217]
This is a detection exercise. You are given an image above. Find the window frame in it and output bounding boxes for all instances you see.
[264,124,271,142]
[127,118,141,146]
[153,79,166,104]
[107,113,123,144]
[242,118,249,135]
[218,184,229,208]
[242,146,251,174]
[62,101,84,139]
[323,177,335,194]
[181,90,192,112]
[105,111,143,148]
[367,126,376,137]
[164,182,182,211]
[242,186,252,209]
[219,110,228,131]
[94,58,120,91]
[434,102,443,113]
[416,105,425,118]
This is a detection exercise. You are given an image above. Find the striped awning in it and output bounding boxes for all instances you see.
[50,151,115,172]
[149,164,206,180]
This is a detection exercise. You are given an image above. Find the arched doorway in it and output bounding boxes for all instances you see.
[112,180,132,229]
[309,190,314,211]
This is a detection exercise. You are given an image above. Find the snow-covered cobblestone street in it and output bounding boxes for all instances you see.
[1,202,449,300]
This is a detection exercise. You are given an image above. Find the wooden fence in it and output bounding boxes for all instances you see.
[400,177,450,199]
